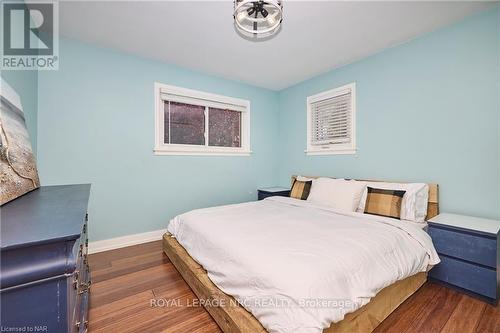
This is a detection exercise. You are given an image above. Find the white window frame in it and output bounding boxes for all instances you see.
[305,82,356,155]
[154,82,251,156]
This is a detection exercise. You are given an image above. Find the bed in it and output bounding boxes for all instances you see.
[163,178,439,333]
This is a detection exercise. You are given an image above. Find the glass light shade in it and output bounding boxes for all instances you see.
[234,0,283,39]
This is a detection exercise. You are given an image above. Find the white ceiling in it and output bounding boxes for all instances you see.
[59,1,495,91]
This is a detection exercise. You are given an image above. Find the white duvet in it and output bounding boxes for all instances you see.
[167,197,439,333]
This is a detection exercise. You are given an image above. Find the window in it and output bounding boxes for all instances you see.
[306,83,356,155]
[154,83,250,155]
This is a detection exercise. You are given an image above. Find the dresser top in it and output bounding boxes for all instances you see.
[428,213,500,235]
[0,184,91,250]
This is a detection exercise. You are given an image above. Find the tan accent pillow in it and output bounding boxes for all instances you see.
[290,179,312,200]
[364,187,406,219]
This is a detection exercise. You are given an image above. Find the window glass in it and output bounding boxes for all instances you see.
[164,101,205,145]
[208,108,241,148]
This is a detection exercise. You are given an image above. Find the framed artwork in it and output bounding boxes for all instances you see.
[0,78,40,205]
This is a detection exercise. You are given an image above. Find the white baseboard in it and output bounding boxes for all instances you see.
[88,228,167,254]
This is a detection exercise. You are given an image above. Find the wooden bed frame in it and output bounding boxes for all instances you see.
[163,178,439,333]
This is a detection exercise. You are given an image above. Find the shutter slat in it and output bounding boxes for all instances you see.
[310,91,352,146]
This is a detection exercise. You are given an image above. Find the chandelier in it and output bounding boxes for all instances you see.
[233,0,283,39]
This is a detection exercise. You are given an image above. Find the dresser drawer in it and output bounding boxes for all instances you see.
[430,255,497,299]
[70,259,90,332]
[77,289,90,333]
[68,270,80,333]
[428,225,496,268]
[68,258,85,330]
[68,228,90,333]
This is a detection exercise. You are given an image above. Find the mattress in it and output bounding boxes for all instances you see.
[167,196,439,333]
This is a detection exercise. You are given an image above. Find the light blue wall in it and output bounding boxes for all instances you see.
[1,71,38,154]
[277,8,500,219]
[37,39,280,241]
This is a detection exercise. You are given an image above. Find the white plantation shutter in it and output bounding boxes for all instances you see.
[311,91,351,145]
[307,83,356,154]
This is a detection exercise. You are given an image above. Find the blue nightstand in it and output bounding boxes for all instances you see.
[257,187,290,201]
[427,213,500,304]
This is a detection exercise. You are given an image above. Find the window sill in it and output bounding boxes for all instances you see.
[305,149,357,156]
[154,148,252,156]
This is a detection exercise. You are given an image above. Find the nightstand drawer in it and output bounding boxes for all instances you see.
[428,225,496,268]
[430,255,496,299]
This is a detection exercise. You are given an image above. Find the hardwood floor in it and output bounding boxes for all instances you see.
[88,241,500,333]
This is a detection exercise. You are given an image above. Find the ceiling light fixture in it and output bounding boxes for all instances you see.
[234,0,283,40]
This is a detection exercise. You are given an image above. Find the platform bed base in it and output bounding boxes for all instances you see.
[162,233,427,333]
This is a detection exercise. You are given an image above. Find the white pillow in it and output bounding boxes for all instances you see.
[357,182,429,222]
[307,178,366,212]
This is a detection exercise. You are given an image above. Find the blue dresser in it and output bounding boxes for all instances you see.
[427,213,500,304]
[0,185,91,332]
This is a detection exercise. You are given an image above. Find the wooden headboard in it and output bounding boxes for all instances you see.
[291,175,439,220]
